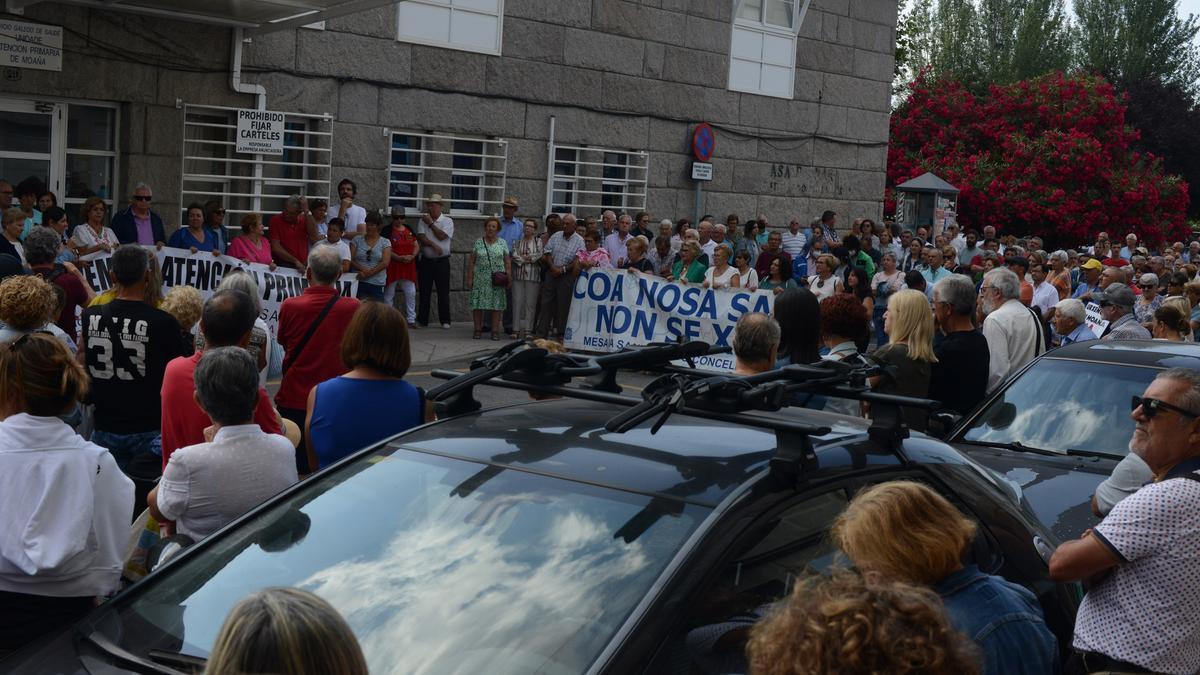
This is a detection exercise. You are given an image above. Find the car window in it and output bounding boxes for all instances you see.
[99,449,710,675]
[960,359,1156,456]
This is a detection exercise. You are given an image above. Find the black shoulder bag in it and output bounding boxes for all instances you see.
[281,294,340,376]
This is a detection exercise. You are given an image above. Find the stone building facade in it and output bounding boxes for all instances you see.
[0,0,896,320]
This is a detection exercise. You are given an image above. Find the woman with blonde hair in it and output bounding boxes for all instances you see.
[870,289,936,431]
[746,570,979,675]
[807,253,843,301]
[0,275,76,350]
[160,285,204,356]
[205,587,367,675]
[831,481,1057,675]
[670,240,707,284]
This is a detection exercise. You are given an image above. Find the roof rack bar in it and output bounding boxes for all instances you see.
[429,369,832,437]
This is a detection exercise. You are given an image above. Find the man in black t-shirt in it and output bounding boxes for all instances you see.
[82,245,183,488]
[930,274,990,415]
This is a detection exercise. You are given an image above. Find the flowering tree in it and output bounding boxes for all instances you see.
[887,72,1191,246]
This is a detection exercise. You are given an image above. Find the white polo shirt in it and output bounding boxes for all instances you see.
[327,203,366,234]
[1073,469,1200,674]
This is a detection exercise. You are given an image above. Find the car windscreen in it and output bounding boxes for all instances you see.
[959,358,1155,456]
[96,448,710,675]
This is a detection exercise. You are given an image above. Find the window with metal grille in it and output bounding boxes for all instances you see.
[387,131,507,217]
[180,104,333,239]
[545,143,648,216]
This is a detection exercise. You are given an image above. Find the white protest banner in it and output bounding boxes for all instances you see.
[235,109,286,155]
[0,19,62,71]
[563,269,775,372]
[1084,301,1109,336]
[78,247,357,336]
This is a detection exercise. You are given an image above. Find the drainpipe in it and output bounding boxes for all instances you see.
[230,27,267,109]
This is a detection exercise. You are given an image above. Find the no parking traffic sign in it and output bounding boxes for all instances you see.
[692,123,715,162]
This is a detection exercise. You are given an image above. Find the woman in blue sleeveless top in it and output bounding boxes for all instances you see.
[305,302,433,471]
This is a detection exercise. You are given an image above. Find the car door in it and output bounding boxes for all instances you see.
[638,468,1006,675]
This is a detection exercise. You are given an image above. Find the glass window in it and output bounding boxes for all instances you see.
[94,449,708,675]
[64,155,113,200]
[729,0,798,99]
[960,359,1157,457]
[0,110,51,154]
[397,0,504,56]
[67,105,115,152]
[551,147,577,212]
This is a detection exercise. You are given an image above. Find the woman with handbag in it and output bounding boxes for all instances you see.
[467,217,512,340]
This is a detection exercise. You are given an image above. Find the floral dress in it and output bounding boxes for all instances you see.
[470,237,508,311]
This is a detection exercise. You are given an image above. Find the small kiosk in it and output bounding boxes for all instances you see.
[894,172,960,236]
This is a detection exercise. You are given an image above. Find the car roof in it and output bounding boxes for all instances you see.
[1046,339,1200,369]
[392,398,904,507]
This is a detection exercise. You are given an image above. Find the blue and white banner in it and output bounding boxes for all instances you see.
[564,269,775,372]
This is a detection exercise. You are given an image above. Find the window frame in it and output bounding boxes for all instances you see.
[396,0,506,57]
[728,0,811,100]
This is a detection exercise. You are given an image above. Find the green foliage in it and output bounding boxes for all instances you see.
[1075,0,1200,92]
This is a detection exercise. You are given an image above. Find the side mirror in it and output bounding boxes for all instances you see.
[928,410,963,439]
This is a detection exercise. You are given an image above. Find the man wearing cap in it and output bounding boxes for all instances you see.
[416,194,455,328]
[498,196,522,335]
[1073,258,1104,302]
[1096,283,1152,340]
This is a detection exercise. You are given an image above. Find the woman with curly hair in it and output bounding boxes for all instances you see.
[0,275,76,350]
[831,481,1058,675]
[747,570,979,675]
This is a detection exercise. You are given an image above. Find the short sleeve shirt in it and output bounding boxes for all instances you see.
[417,214,454,258]
[267,213,310,265]
[1073,471,1200,674]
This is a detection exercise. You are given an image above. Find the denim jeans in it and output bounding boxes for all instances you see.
[91,429,162,480]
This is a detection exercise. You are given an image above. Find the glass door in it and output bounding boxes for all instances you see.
[0,97,63,206]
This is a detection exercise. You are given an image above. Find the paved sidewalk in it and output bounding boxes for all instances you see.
[409,322,513,367]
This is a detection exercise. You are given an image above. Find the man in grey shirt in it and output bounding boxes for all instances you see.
[1092,452,1153,516]
[149,347,297,541]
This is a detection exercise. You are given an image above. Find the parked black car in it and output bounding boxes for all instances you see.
[2,342,1079,675]
[948,339,1200,541]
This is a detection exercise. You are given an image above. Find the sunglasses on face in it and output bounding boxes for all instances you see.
[1139,284,1155,290]
[132,195,152,201]
[1132,395,1200,419]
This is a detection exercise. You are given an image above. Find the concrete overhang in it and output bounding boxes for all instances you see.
[4,0,397,35]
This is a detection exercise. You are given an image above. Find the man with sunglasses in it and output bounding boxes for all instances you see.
[1050,368,1200,675]
[110,183,166,247]
[1095,283,1151,340]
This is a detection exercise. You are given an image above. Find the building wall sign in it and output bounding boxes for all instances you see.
[235,109,286,155]
[0,19,63,72]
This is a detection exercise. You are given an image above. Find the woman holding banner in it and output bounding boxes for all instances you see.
[759,257,797,295]
[167,204,222,255]
[733,249,759,291]
[71,197,117,263]
[703,244,741,290]
[670,241,707,284]
[575,230,613,271]
[467,217,511,340]
[229,214,276,268]
[622,236,655,273]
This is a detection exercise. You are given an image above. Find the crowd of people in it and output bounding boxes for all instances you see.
[2,173,1199,673]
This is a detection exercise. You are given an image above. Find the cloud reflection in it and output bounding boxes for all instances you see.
[302,484,689,675]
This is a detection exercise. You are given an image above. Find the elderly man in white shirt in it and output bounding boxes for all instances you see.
[980,267,1045,391]
[149,348,297,542]
[1030,260,1059,320]
[780,218,807,259]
